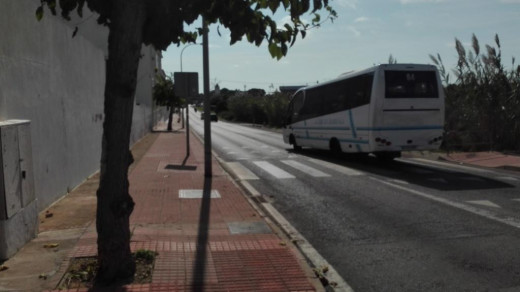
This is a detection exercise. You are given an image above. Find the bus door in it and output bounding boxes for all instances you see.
[283,91,306,144]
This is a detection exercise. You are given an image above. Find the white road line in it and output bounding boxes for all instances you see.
[406,158,494,174]
[307,158,363,176]
[467,200,501,208]
[253,161,295,179]
[281,160,330,177]
[372,177,520,229]
[225,162,259,180]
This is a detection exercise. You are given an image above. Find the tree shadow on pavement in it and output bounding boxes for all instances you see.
[192,177,212,291]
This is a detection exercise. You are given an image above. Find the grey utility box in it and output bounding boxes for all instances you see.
[0,120,37,260]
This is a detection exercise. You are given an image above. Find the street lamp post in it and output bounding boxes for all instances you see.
[180,43,201,73]
[202,18,211,177]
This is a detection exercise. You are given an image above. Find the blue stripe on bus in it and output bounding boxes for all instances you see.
[357,125,443,131]
[292,126,351,131]
[347,110,363,152]
[348,110,357,138]
[298,136,369,144]
[292,125,443,131]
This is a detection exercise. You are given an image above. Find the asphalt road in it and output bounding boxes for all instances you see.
[188,109,520,292]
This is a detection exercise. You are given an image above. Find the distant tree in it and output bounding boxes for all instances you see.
[263,92,290,127]
[153,74,182,131]
[247,88,266,97]
[388,54,397,64]
[37,0,336,286]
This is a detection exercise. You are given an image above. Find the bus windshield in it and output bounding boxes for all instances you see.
[385,70,438,98]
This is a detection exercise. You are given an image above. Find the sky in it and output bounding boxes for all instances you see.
[161,0,520,93]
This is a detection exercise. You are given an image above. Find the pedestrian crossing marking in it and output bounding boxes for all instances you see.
[281,160,330,177]
[225,162,259,180]
[307,158,363,176]
[253,161,295,179]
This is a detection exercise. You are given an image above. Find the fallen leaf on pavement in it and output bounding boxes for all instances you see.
[0,265,8,272]
[43,243,59,248]
[39,273,48,280]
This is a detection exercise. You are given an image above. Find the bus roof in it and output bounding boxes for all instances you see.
[297,63,438,93]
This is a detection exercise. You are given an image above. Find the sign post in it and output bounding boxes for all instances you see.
[174,72,198,158]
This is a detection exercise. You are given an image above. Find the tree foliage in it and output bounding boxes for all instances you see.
[217,90,289,128]
[430,34,520,152]
[38,0,337,58]
[152,74,182,131]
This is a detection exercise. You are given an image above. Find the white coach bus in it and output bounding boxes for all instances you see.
[283,64,445,160]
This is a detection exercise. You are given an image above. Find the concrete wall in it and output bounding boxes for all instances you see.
[0,0,165,211]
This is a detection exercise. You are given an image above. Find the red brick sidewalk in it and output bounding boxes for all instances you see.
[53,123,320,291]
[440,151,520,171]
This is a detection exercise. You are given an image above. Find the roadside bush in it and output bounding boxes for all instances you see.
[431,34,520,152]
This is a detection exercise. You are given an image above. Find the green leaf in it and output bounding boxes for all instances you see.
[36,6,44,21]
[268,43,283,60]
[268,0,280,13]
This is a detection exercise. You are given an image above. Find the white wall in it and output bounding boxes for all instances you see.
[0,0,164,210]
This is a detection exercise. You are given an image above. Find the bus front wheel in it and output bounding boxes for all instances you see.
[330,138,342,156]
[290,135,302,152]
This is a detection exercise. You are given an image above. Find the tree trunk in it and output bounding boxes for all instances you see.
[167,105,174,131]
[95,0,146,286]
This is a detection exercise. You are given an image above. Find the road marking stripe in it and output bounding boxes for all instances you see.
[307,158,363,176]
[372,177,520,229]
[467,200,501,208]
[406,158,493,174]
[281,160,330,177]
[253,161,295,179]
[225,162,259,180]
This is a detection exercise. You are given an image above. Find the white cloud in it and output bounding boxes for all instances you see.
[354,16,369,23]
[348,26,361,37]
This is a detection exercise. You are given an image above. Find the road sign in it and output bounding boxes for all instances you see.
[174,72,198,97]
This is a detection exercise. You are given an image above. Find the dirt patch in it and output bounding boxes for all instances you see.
[57,250,157,289]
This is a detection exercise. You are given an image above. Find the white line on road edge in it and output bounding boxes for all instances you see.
[372,177,520,229]
[403,158,494,174]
